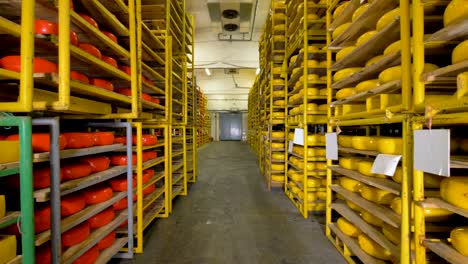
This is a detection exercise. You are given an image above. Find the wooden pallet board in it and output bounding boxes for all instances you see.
[419,197,468,218]
[330,80,402,107]
[426,18,468,43]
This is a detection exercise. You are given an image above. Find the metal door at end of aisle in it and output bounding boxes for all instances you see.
[219,112,242,141]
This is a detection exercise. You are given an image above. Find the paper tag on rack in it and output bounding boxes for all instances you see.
[371,154,402,176]
[293,128,304,146]
[326,133,338,160]
[288,141,294,154]
[414,129,450,177]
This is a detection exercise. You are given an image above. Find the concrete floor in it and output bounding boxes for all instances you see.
[122,141,345,264]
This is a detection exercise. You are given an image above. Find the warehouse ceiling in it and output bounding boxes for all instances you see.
[186,0,270,111]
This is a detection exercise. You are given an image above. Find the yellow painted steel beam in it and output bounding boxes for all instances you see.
[130,0,142,119]
[18,0,35,112]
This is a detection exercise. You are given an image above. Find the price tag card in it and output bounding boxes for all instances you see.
[414,129,450,177]
[371,154,402,176]
[288,141,294,154]
[326,133,338,160]
[293,128,304,146]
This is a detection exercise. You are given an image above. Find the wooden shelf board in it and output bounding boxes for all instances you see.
[0,211,20,229]
[422,60,468,84]
[419,197,468,218]
[329,166,401,195]
[35,192,126,246]
[332,51,401,89]
[33,144,124,162]
[95,237,128,264]
[426,18,468,43]
[328,0,399,49]
[331,18,401,71]
[34,166,127,202]
[423,240,468,264]
[330,80,402,107]
[331,202,400,256]
[329,223,387,264]
[62,210,127,264]
[338,146,380,156]
[331,185,401,228]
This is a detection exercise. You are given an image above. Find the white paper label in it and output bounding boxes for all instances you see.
[288,141,294,154]
[293,128,304,146]
[326,133,338,160]
[371,154,402,176]
[414,129,450,177]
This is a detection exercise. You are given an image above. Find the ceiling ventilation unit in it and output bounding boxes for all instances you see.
[207,0,254,34]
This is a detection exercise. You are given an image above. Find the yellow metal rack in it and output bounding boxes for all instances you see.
[248,76,261,155]
[412,1,468,263]
[325,0,414,263]
[284,0,328,218]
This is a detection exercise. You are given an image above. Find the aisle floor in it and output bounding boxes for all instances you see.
[126,141,345,264]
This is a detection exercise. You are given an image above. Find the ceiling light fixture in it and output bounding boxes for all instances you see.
[205,68,211,76]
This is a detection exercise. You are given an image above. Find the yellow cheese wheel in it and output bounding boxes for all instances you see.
[319,60,328,67]
[352,3,370,21]
[274,100,285,106]
[272,131,285,138]
[379,66,402,84]
[0,195,4,218]
[382,222,400,245]
[352,136,378,151]
[356,30,378,46]
[306,192,317,201]
[394,171,442,188]
[272,79,285,86]
[319,88,328,96]
[384,40,401,55]
[377,137,402,155]
[452,39,468,64]
[317,191,327,200]
[307,88,320,97]
[272,163,285,171]
[361,211,384,227]
[0,235,16,264]
[358,234,392,260]
[358,160,387,178]
[273,13,286,22]
[339,157,362,170]
[338,135,353,148]
[451,227,468,256]
[443,0,468,27]
[366,55,384,67]
[333,68,362,82]
[308,13,320,21]
[336,46,356,61]
[347,200,362,211]
[340,177,361,192]
[306,103,318,112]
[390,197,454,222]
[355,79,380,93]
[359,185,396,205]
[332,22,351,40]
[337,217,361,237]
[307,134,325,145]
[308,203,326,211]
[274,24,286,32]
[290,55,298,65]
[318,104,328,111]
[272,112,285,118]
[333,1,350,19]
[273,67,282,75]
[273,35,285,42]
[272,142,284,149]
[273,90,285,97]
[336,88,356,99]
[376,8,400,31]
[307,178,322,188]
[441,177,468,210]
[271,174,285,182]
[272,152,286,160]
[306,60,319,68]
